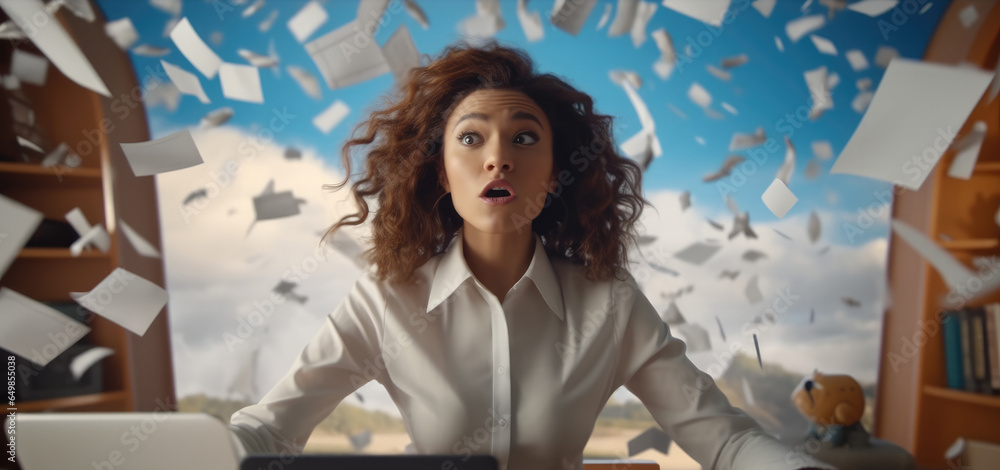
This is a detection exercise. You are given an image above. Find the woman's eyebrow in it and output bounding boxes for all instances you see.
[453,110,544,130]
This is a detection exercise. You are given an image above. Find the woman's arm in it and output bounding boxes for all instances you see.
[613,272,836,470]
[228,270,386,456]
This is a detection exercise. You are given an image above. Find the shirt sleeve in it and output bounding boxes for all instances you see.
[613,273,836,470]
[228,270,386,456]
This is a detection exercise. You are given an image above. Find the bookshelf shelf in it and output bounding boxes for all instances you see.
[13,390,130,413]
[17,248,109,259]
[975,162,1000,173]
[923,385,1000,408]
[0,161,101,178]
[938,239,1000,250]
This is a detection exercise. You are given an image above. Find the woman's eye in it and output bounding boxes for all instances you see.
[515,132,538,145]
[459,132,481,145]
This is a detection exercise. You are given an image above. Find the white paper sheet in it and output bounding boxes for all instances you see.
[69,346,114,380]
[830,59,994,190]
[105,17,139,50]
[169,17,221,79]
[201,107,234,128]
[404,0,429,29]
[619,80,661,160]
[0,195,42,281]
[959,4,978,28]
[305,19,391,90]
[259,10,279,32]
[812,140,833,160]
[253,191,304,221]
[596,3,612,29]
[673,322,711,352]
[71,268,168,337]
[874,45,899,68]
[121,129,204,177]
[810,34,837,55]
[703,155,745,182]
[242,0,265,18]
[688,82,712,108]
[890,219,975,293]
[119,220,162,258]
[673,241,722,265]
[0,0,110,96]
[144,83,181,112]
[65,207,111,253]
[11,49,48,86]
[150,0,181,16]
[808,210,821,243]
[237,49,279,68]
[946,121,987,180]
[805,159,820,179]
[313,99,350,134]
[752,0,776,17]
[132,44,170,57]
[706,64,732,81]
[804,65,832,119]
[785,14,825,42]
[0,288,90,367]
[550,0,597,36]
[382,24,421,82]
[761,178,797,218]
[651,28,676,80]
[219,62,263,103]
[774,35,784,52]
[721,54,749,68]
[845,49,869,71]
[516,0,544,42]
[777,136,796,185]
[729,127,766,151]
[608,0,637,37]
[161,60,210,104]
[287,66,322,99]
[288,0,328,43]
[745,275,763,304]
[847,0,898,16]
[661,0,730,26]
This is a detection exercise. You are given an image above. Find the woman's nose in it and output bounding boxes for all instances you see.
[484,141,514,173]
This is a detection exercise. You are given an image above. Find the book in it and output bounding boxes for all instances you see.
[942,310,965,390]
[986,303,1000,393]
[970,307,991,394]
[960,308,975,392]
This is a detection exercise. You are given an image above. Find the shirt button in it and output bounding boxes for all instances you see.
[498,366,505,375]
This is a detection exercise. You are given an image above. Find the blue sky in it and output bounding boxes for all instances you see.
[97,0,948,246]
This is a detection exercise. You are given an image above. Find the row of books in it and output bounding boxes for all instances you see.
[942,304,1000,394]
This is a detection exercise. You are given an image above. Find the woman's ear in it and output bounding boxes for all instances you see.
[438,164,450,193]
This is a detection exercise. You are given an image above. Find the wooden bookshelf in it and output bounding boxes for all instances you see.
[875,1,1000,468]
[0,0,175,441]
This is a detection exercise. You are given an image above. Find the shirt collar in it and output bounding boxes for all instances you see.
[426,229,565,321]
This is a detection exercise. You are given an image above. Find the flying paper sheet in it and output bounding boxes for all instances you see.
[121,129,204,177]
[804,66,832,119]
[890,219,976,293]
[608,0,638,37]
[597,3,612,29]
[105,17,139,50]
[549,0,598,36]
[119,220,162,258]
[812,140,833,160]
[742,249,767,262]
[219,62,264,103]
[259,10,279,32]
[673,322,711,352]
[785,14,825,42]
[627,426,671,456]
[133,44,170,57]
[673,241,722,266]
[651,28,676,80]
[729,127,766,151]
[810,34,837,55]
[11,49,48,86]
[846,49,869,71]
[777,136,796,185]
[679,191,690,210]
[516,0,544,42]
[161,60,211,104]
[288,0,328,43]
[706,64,732,81]
[0,0,110,96]
[287,66,322,99]
[830,59,994,190]
[242,0,264,18]
[69,346,114,380]
[313,99,350,134]
[752,0,776,17]
[618,80,661,164]
[688,82,712,108]
[169,17,222,79]
[610,70,642,89]
[661,0,730,26]
[808,211,821,243]
[404,0,429,29]
[144,83,181,111]
[71,268,168,337]
[874,45,899,68]
[847,0,898,16]
[745,275,763,304]
[774,35,784,52]
[151,0,181,16]
[721,102,738,115]
[761,178,797,218]
[0,194,42,281]
[201,107,234,128]
[382,24,421,82]
[306,19,391,90]
[458,0,504,38]
[238,49,279,68]
[958,4,979,28]
[253,191,305,222]
[0,288,90,367]
[703,155,744,182]
[946,121,987,180]
[65,207,111,254]
[660,302,685,324]
[348,429,372,452]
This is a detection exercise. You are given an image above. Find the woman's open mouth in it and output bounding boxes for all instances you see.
[480,187,516,205]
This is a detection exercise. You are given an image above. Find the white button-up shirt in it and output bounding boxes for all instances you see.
[229,230,832,470]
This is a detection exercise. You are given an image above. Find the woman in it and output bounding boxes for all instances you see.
[229,41,832,470]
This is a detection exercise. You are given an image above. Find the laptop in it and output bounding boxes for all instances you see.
[240,455,499,470]
[8,412,241,470]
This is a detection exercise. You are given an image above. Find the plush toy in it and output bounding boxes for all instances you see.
[791,370,871,448]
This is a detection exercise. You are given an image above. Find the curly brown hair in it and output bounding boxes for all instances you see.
[324,39,649,286]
